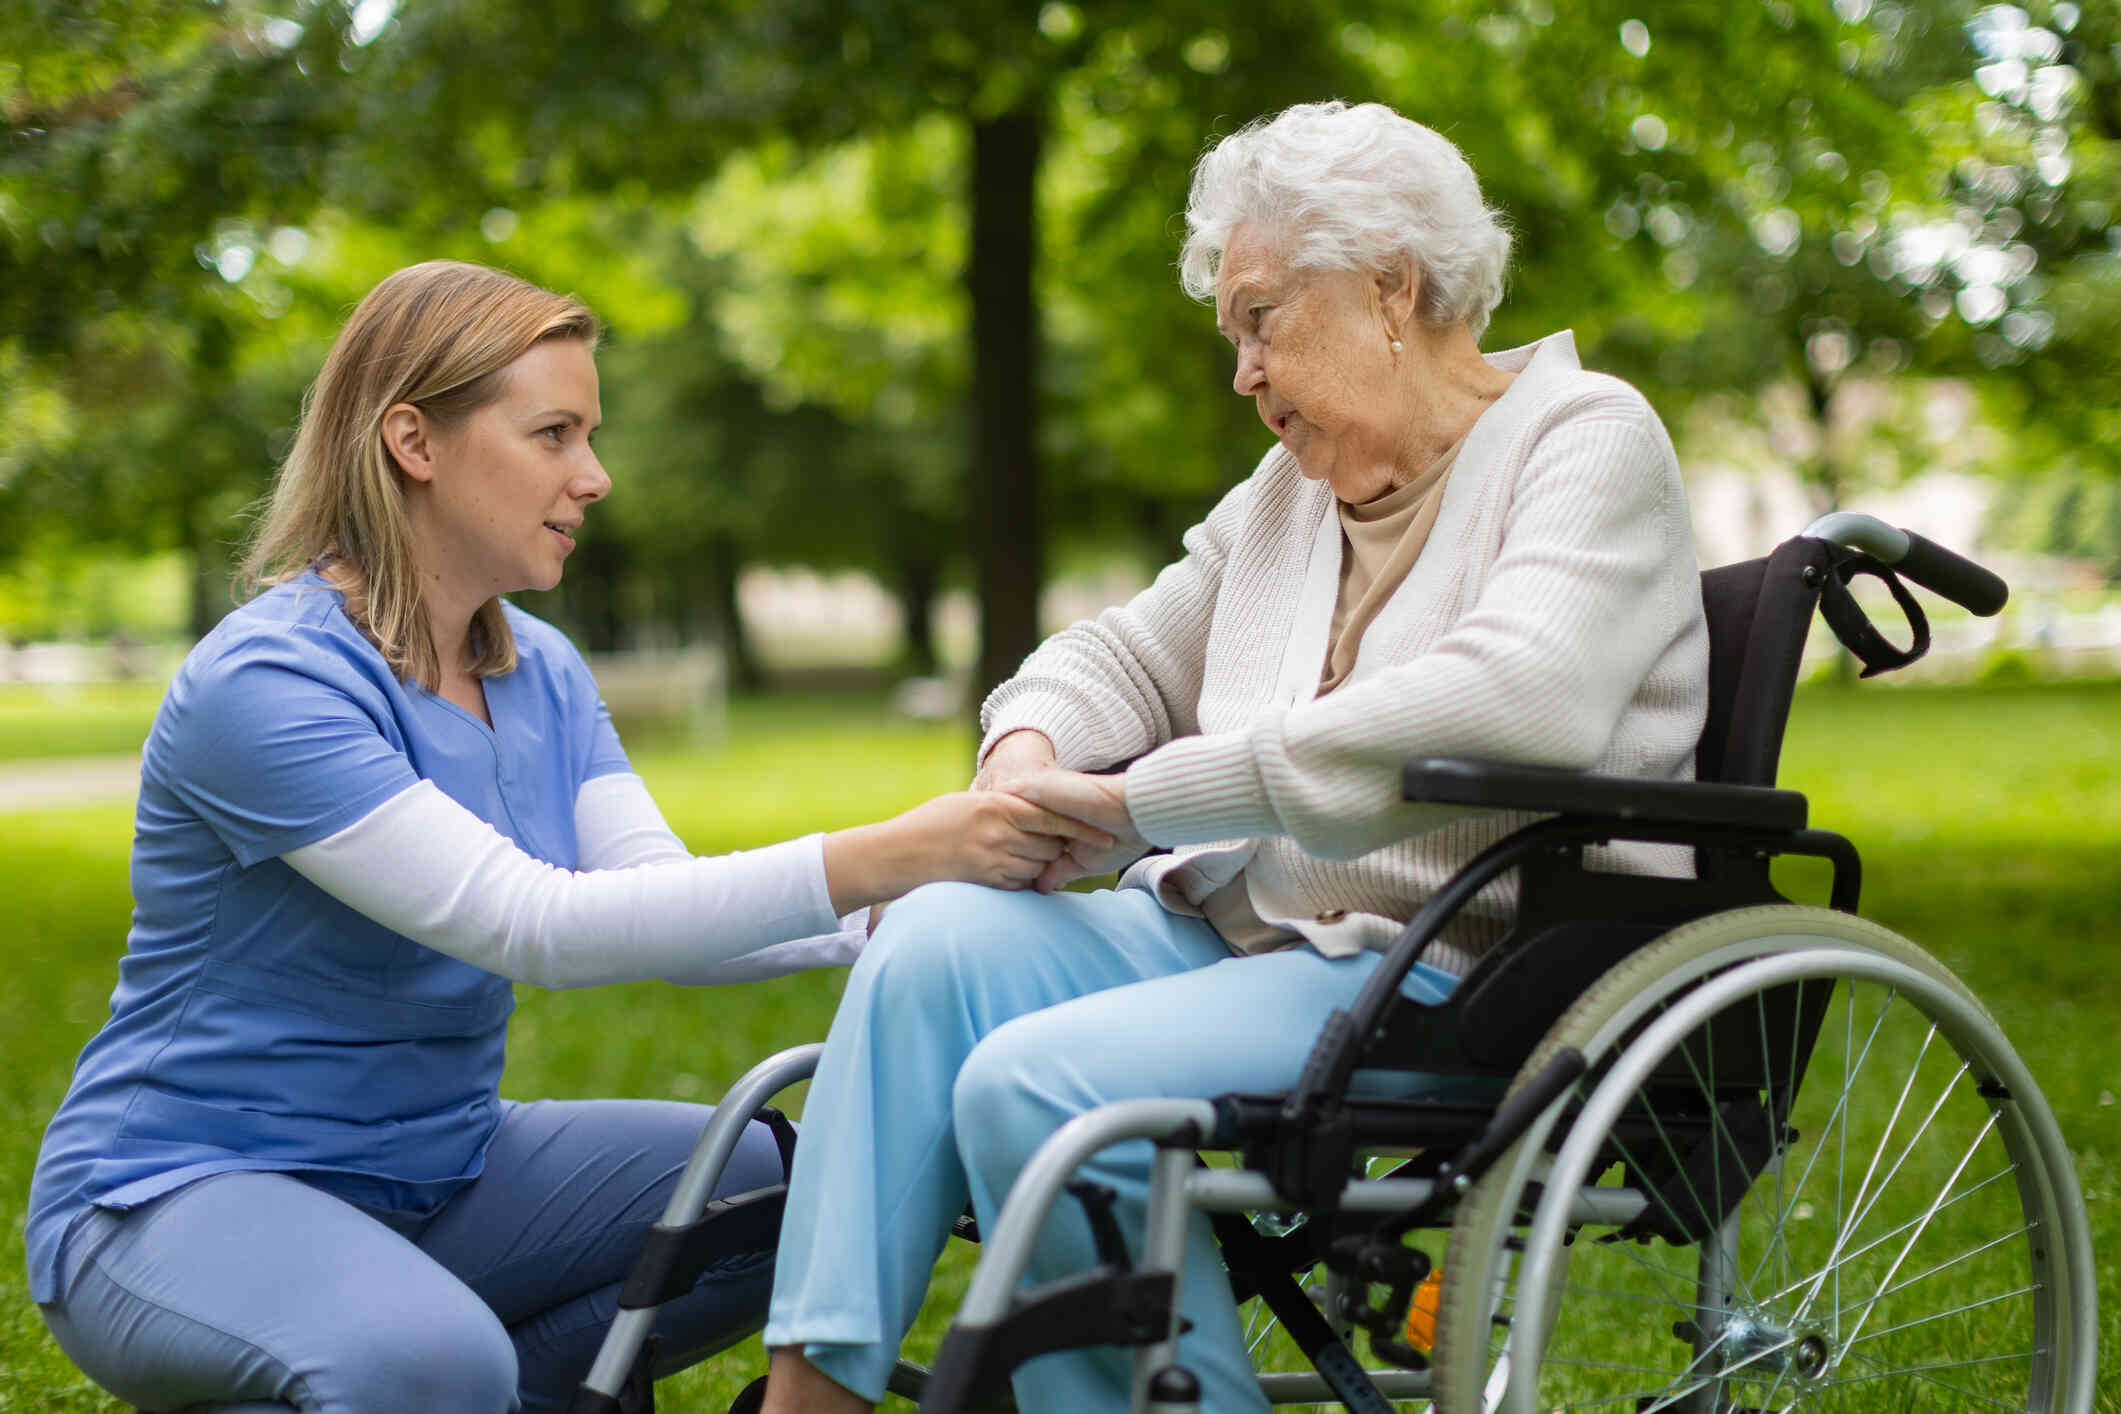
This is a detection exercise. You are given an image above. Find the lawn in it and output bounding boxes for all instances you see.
[0,679,167,763]
[0,681,2114,1410]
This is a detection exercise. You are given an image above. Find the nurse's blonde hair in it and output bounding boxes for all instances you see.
[243,261,599,688]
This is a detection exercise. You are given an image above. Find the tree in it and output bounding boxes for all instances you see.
[6,0,2114,685]
[4,1,1369,691]
[1580,1,2120,507]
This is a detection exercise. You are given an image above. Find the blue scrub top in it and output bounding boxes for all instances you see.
[26,573,632,1303]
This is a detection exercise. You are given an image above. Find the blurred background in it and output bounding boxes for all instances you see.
[3,0,2119,717]
[3,3,2118,1408]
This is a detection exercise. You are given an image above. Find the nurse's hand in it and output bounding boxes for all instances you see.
[822,790,1114,914]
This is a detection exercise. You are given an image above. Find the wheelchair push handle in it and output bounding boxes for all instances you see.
[1802,511,2009,617]
[1897,531,2009,617]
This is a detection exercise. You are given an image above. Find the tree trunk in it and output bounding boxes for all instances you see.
[892,548,941,678]
[186,493,230,640]
[1801,366,1856,684]
[705,536,764,694]
[571,537,625,653]
[967,104,1045,704]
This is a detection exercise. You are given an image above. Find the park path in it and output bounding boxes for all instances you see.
[0,754,142,814]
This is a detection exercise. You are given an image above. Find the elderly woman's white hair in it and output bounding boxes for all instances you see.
[1180,100,1513,338]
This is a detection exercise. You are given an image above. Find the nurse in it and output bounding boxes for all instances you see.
[25,260,1105,1414]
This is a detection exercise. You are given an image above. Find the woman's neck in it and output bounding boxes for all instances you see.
[422,576,491,723]
[1389,323,1516,486]
[398,511,485,683]
[421,574,482,684]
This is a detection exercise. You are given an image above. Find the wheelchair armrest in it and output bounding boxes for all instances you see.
[1402,757,1807,833]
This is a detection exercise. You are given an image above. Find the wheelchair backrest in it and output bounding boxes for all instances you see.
[1378,537,1847,1081]
[1696,537,1839,788]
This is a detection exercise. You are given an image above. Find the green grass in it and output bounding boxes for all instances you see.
[0,681,168,763]
[1,681,2115,1409]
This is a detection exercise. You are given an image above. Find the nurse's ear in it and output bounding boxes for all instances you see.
[381,403,440,484]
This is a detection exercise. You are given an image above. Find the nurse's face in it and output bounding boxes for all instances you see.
[398,338,610,600]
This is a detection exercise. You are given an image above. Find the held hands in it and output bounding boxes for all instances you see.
[823,729,1152,915]
[1007,768,1149,892]
[973,731,1150,892]
[899,790,1117,892]
[822,787,1116,915]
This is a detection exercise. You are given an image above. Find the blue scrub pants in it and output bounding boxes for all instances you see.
[39,1097,786,1413]
[763,883,1462,1414]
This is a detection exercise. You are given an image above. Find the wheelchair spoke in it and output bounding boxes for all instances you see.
[1836,1280,2038,1348]
[1742,977,1893,1297]
[1814,1103,1999,1341]
[1816,1226,2037,1324]
[1535,1322,1741,1412]
[1831,1344,2042,1411]
[1832,1053,1974,1254]
[1551,1278,1700,1309]
[1667,1024,1765,1306]
[1589,1225,1700,1299]
[1796,1041,1965,1321]
[1817,993,1927,1262]
[1635,1089,1759,1306]
[1761,985,1789,1298]
[1755,1168,2020,1305]
[1593,1125,1734,1296]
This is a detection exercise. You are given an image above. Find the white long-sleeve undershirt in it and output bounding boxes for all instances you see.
[283,773,867,989]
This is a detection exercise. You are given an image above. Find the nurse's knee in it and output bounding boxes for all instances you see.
[307,1299,516,1414]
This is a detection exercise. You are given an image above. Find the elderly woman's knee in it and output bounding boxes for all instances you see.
[856,882,1043,1000]
[952,1020,1078,1171]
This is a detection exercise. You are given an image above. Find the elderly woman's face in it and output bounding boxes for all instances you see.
[1216,225,1406,499]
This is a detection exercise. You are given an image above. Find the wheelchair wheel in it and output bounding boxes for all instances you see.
[1431,905,2095,1413]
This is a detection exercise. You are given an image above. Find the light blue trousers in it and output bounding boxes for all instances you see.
[763,883,1463,1413]
[40,1098,786,1414]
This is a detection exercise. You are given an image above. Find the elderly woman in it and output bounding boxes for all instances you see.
[759,101,1708,1414]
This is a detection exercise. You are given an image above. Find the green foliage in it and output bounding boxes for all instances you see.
[5,0,2119,668]
[0,548,188,643]
[1986,457,2121,573]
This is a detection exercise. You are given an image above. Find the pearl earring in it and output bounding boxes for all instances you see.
[1390,339,1404,355]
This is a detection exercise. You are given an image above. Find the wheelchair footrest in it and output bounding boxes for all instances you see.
[919,1267,1176,1413]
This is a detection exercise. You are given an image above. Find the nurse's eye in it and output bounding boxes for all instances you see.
[537,424,568,444]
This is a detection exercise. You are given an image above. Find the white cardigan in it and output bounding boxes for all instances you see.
[979,331,1709,976]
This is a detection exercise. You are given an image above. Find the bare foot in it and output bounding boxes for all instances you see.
[759,1345,873,1414]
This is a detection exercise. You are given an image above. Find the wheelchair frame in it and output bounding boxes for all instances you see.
[572,514,2096,1414]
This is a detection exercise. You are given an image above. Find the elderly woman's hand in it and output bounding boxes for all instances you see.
[1010,769,1148,892]
[970,729,1058,794]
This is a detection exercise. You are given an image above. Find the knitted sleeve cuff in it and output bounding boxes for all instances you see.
[979,685,1139,771]
[1124,728,1283,846]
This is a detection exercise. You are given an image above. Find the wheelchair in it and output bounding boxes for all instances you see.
[573,511,2097,1414]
